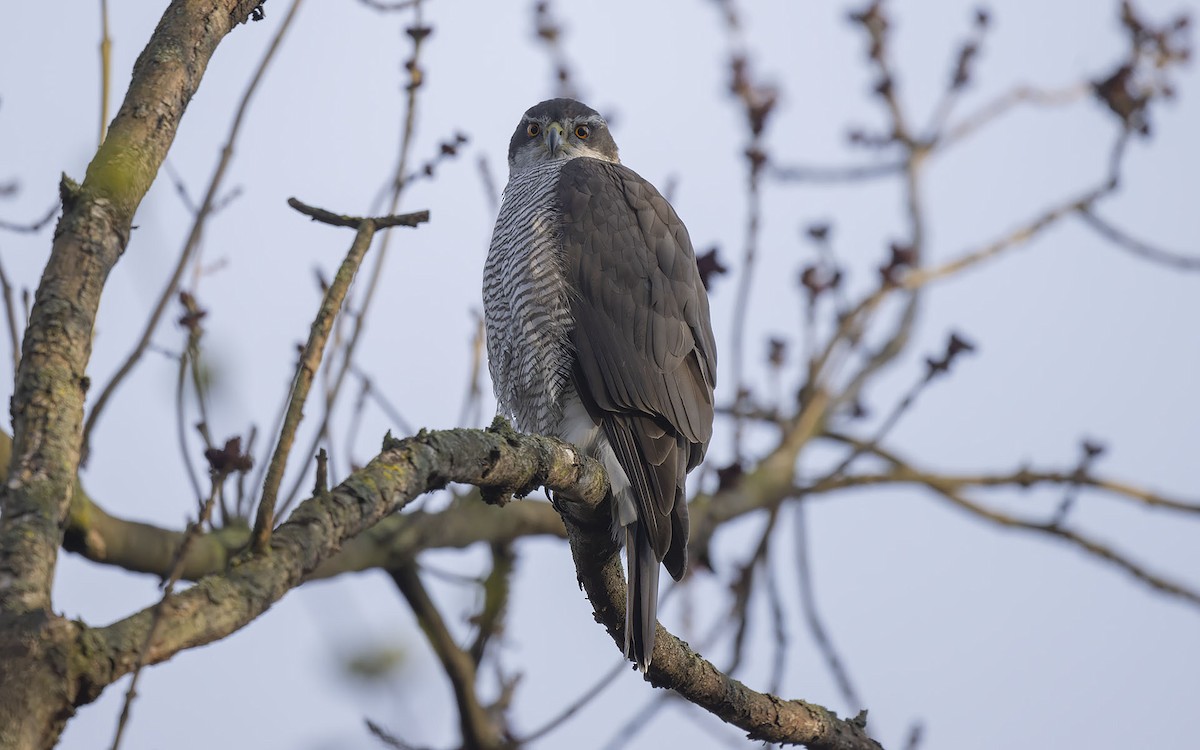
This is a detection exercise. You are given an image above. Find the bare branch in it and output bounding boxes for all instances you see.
[0,201,58,234]
[390,563,506,749]
[771,161,903,184]
[81,0,305,465]
[939,83,1090,149]
[824,434,1200,609]
[286,197,429,229]
[0,253,21,375]
[1078,207,1200,271]
[795,502,863,712]
[278,2,430,514]
[98,0,112,145]
[255,211,389,551]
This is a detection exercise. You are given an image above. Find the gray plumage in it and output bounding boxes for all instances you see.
[484,98,716,672]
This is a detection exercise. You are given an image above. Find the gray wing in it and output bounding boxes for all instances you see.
[556,157,716,578]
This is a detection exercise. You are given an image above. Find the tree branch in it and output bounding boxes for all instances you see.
[0,0,264,617]
[389,563,506,750]
[57,421,875,748]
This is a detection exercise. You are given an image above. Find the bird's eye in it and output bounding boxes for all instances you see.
[575,125,590,139]
[526,122,541,137]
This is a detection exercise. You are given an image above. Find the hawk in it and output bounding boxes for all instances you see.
[483,98,717,671]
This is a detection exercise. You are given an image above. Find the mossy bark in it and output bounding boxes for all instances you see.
[0,2,265,747]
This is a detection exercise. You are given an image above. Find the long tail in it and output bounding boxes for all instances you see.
[624,521,660,672]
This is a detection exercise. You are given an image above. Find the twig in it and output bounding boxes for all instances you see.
[98,0,112,144]
[794,501,862,711]
[826,331,975,484]
[763,544,788,696]
[161,159,199,213]
[921,9,990,141]
[389,564,505,750]
[456,312,485,427]
[277,3,429,514]
[1078,208,1200,271]
[903,182,1112,288]
[477,155,500,214]
[174,328,204,514]
[110,477,222,749]
[826,0,925,420]
[0,202,59,234]
[81,0,306,465]
[0,254,21,374]
[358,0,419,11]
[728,506,781,674]
[720,0,777,461]
[287,197,429,229]
[467,541,513,666]
[771,161,903,183]
[516,658,628,745]
[253,213,381,552]
[365,718,428,749]
[825,434,1200,609]
[938,83,1089,150]
[352,366,415,435]
[1050,439,1105,527]
[533,1,581,99]
[797,458,1200,517]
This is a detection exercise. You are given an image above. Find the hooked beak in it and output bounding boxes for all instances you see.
[545,121,565,156]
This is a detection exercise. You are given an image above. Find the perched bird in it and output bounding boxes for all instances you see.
[483,98,716,671]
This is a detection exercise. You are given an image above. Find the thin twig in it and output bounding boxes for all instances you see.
[466,541,513,666]
[1078,208,1200,271]
[939,83,1090,150]
[825,434,1200,609]
[287,197,429,229]
[771,161,903,183]
[794,501,862,711]
[253,215,380,552]
[110,477,222,749]
[457,312,485,427]
[352,366,415,435]
[81,0,306,464]
[277,3,429,514]
[516,658,628,745]
[801,458,1200,517]
[728,505,781,674]
[0,254,21,375]
[903,182,1112,289]
[358,0,420,11]
[389,564,504,749]
[98,0,112,144]
[0,202,59,234]
[175,345,204,514]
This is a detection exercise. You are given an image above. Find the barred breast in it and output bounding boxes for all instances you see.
[483,161,576,437]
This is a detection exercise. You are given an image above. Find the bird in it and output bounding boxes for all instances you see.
[483,98,717,672]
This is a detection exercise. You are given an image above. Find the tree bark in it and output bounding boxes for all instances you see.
[0,2,266,747]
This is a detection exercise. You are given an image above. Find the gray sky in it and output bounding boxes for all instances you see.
[1,1,1197,748]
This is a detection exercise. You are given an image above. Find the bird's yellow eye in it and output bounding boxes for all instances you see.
[526,122,540,137]
[575,125,590,139]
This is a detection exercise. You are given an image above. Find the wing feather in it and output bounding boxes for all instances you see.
[557,157,716,577]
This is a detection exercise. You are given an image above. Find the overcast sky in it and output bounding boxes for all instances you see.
[1,1,1197,749]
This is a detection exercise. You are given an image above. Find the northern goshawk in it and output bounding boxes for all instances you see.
[483,98,717,671]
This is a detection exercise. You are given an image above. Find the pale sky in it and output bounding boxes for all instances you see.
[1,1,1197,749]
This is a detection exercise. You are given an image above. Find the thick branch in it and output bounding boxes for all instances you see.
[0,0,263,618]
[91,423,605,685]
[64,422,872,748]
[0,3,268,747]
[563,514,879,749]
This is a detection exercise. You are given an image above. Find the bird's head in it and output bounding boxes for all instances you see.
[507,98,620,174]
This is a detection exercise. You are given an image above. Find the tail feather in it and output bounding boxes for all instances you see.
[624,522,660,672]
